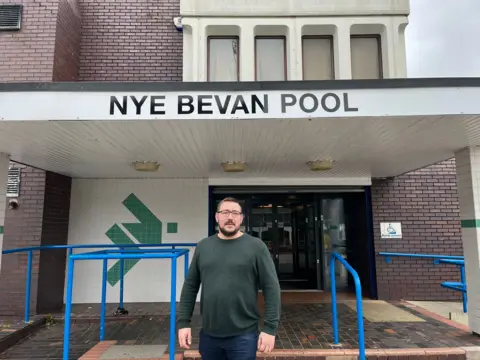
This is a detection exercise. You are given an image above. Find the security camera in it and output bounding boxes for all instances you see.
[173,17,183,32]
[8,199,18,210]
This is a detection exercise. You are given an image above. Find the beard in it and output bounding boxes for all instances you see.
[219,223,240,237]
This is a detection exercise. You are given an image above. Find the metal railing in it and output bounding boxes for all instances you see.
[330,252,365,360]
[378,252,467,313]
[1,243,198,323]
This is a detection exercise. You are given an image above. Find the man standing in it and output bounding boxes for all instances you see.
[177,197,281,360]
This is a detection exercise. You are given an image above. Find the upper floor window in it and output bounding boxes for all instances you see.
[350,35,383,79]
[208,36,239,81]
[255,36,287,81]
[302,36,334,80]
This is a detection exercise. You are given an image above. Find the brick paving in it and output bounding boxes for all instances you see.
[1,302,480,359]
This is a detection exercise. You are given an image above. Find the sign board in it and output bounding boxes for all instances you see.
[0,86,480,121]
[380,222,402,239]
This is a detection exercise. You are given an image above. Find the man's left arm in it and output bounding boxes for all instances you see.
[257,244,281,338]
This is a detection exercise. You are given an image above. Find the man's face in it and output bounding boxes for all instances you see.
[216,201,244,237]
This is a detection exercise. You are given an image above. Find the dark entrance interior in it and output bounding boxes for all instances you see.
[210,186,376,297]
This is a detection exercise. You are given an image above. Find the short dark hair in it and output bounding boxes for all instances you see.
[216,197,243,213]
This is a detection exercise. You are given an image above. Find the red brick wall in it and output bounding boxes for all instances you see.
[52,0,82,81]
[372,158,463,301]
[0,164,72,317]
[0,164,46,316]
[78,0,183,81]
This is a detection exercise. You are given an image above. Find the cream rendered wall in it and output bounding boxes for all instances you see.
[0,154,10,271]
[65,178,209,303]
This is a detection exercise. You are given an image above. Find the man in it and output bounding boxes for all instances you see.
[177,197,281,360]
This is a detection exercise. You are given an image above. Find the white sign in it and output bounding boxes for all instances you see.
[380,222,402,239]
[1,86,480,121]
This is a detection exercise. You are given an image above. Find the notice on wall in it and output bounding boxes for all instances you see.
[380,222,402,239]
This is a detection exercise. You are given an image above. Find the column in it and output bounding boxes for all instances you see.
[455,147,480,334]
[391,18,408,78]
[240,25,255,81]
[0,153,10,271]
[334,26,352,79]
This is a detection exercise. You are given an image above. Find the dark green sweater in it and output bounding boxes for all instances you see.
[177,233,281,337]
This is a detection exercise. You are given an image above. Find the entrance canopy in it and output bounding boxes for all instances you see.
[0,79,479,181]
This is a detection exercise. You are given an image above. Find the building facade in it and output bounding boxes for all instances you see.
[0,0,464,318]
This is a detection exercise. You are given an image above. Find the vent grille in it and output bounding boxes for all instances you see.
[6,167,21,198]
[0,4,22,31]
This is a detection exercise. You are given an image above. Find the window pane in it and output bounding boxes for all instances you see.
[255,38,286,81]
[350,36,382,79]
[208,38,239,81]
[303,37,333,80]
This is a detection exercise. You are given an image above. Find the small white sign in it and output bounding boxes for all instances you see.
[380,222,402,239]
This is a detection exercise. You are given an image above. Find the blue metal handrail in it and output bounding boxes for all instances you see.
[378,252,467,313]
[330,252,365,360]
[1,242,197,322]
[62,247,189,360]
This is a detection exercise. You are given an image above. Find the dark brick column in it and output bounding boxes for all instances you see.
[0,164,72,317]
[372,159,463,301]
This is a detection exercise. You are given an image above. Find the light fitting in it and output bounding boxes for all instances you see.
[221,161,247,173]
[308,159,334,171]
[133,161,160,172]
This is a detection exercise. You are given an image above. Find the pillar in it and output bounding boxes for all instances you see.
[0,153,10,271]
[455,146,480,334]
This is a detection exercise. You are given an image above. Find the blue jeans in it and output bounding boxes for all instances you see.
[199,330,258,360]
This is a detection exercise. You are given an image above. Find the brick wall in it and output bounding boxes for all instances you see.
[0,164,72,316]
[372,158,463,301]
[0,164,46,316]
[52,0,82,81]
[78,0,182,81]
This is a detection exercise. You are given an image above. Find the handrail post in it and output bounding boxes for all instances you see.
[170,256,177,360]
[100,258,108,341]
[184,250,189,279]
[354,275,365,360]
[24,250,33,323]
[63,255,75,360]
[460,264,468,313]
[330,255,339,344]
[119,247,125,308]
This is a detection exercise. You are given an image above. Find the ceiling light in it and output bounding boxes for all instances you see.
[221,161,247,173]
[133,161,160,172]
[308,159,334,171]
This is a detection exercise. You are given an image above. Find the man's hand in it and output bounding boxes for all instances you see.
[257,332,275,353]
[178,328,192,349]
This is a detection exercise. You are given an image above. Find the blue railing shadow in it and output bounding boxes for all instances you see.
[378,252,467,313]
[330,252,365,360]
[1,242,198,323]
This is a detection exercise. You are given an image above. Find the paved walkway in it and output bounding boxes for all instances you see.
[1,301,480,359]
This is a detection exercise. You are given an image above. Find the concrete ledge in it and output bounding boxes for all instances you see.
[0,317,46,354]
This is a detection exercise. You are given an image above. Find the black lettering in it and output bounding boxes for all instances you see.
[251,95,268,114]
[130,95,148,115]
[215,95,231,114]
[150,96,166,115]
[321,93,341,112]
[110,96,127,115]
[343,92,358,112]
[281,94,296,113]
[198,95,213,114]
[232,95,249,114]
[299,93,318,113]
[178,95,194,114]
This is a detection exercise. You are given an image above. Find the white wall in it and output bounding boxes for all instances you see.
[0,154,10,272]
[65,178,209,303]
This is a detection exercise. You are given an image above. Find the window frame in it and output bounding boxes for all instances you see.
[254,36,288,81]
[301,35,335,80]
[207,35,240,82]
[350,34,383,79]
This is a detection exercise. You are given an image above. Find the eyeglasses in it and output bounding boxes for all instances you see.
[217,210,242,217]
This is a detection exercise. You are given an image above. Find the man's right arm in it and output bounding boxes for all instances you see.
[177,248,201,329]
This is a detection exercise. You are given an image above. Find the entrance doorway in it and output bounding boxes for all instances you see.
[210,187,375,296]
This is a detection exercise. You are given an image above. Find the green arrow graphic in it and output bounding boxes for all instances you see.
[105,193,163,286]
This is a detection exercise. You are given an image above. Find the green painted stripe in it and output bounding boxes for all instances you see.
[461,219,480,228]
[0,226,3,235]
